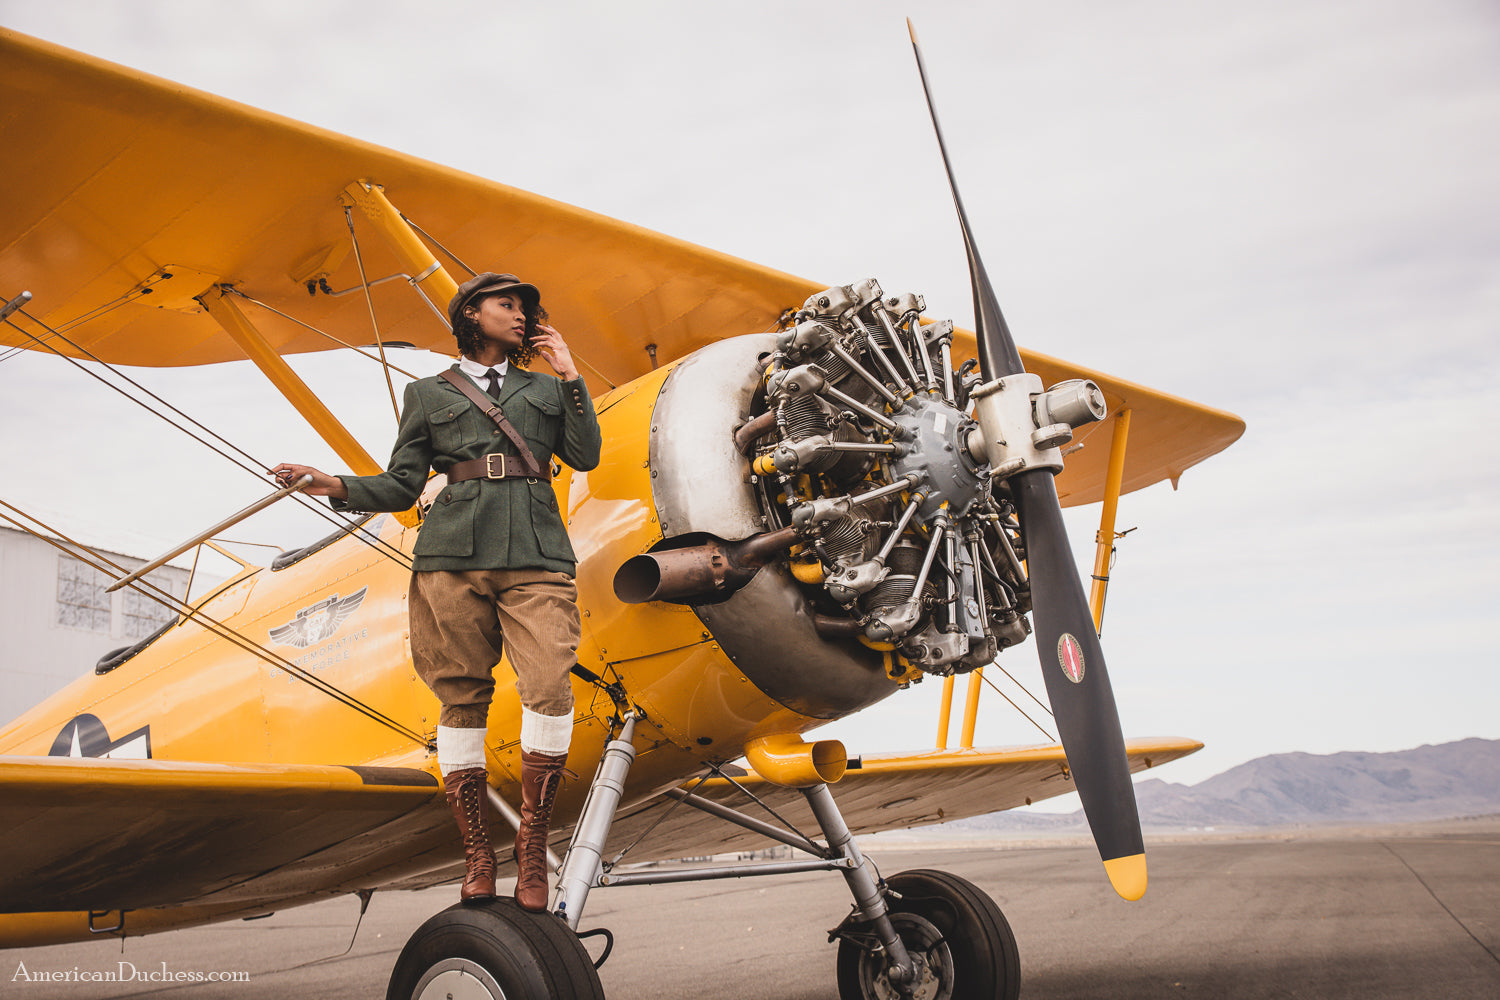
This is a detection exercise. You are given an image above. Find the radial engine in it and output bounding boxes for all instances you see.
[614,277,1106,686]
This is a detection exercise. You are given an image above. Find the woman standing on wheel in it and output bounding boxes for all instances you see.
[274,272,601,912]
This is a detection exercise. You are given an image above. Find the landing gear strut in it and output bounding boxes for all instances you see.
[545,710,1018,1000]
[833,868,1020,1000]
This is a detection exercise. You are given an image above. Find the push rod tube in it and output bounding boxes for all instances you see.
[859,319,914,392]
[819,382,899,431]
[871,307,925,390]
[829,341,901,407]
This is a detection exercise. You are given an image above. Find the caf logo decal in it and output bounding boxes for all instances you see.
[269,587,368,649]
[1057,633,1085,684]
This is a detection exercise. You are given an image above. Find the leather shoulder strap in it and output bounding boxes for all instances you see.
[437,369,543,476]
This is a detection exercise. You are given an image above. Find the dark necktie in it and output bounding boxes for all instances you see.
[484,369,502,400]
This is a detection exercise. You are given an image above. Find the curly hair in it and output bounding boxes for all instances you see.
[452,297,546,368]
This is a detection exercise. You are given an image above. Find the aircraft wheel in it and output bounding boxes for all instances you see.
[836,868,1019,1000]
[386,898,604,1000]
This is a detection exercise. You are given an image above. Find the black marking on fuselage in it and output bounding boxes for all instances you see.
[48,714,153,759]
[340,765,439,787]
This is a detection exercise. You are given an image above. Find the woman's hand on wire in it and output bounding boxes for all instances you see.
[271,463,349,499]
[532,324,580,381]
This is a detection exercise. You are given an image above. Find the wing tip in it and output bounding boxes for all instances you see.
[1103,853,1148,901]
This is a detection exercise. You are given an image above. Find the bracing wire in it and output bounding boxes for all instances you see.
[0,273,183,366]
[0,499,429,747]
[396,211,620,390]
[399,214,479,278]
[223,287,423,380]
[703,761,824,845]
[0,284,153,365]
[988,660,1054,717]
[603,770,715,870]
[343,206,403,423]
[980,670,1057,743]
[1,309,415,572]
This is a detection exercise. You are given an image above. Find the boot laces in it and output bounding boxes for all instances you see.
[519,767,574,870]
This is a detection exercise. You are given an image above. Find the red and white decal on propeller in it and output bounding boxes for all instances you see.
[1057,633,1086,684]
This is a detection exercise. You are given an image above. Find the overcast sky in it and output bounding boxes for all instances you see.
[2,0,1497,804]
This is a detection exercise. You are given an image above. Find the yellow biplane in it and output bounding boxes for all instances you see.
[0,25,1241,1000]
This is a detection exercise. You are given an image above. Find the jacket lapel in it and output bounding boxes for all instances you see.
[496,366,534,410]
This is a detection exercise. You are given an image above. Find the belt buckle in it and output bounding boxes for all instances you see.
[484,454,506,480]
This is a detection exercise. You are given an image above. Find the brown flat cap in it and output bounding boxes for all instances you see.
[448,272,540,327]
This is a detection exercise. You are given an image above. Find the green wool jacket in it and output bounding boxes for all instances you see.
[333,364,601,574]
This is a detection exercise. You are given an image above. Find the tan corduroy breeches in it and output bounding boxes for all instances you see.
[408,568,580,729]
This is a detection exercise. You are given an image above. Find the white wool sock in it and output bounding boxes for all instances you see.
[436,725,488,777]
[519,708,573,756]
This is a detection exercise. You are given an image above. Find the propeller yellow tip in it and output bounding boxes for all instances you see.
[907,18,919,44]
[1103,853,1148,901]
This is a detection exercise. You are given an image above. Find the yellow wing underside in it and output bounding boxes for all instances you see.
[0,737,1197,943]
[586,737,1200,868]
[0,29,1241,505]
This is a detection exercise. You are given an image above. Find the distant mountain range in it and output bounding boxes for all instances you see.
[945,737,1500,833]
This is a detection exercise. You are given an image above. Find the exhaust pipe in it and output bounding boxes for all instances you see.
[613,527,798,605]
[744,733,848,787]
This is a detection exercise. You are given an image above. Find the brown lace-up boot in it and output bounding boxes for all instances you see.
[513,750,569,912]
[444,767,496,902]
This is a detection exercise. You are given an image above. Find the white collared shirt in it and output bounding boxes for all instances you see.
[457,355,508,393]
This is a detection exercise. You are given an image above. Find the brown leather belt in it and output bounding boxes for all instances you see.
[446,453,549,483]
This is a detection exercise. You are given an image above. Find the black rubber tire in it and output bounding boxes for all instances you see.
[386,898,605,1000]
[836,868,1020,1000]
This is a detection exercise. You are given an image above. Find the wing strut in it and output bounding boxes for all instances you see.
[1088,408,1133,631]
[200,287,382,474]
[340,180,461,316]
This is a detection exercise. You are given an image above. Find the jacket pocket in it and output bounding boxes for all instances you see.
[413,478,478,557]
[426,397,473,455]
[528,479,576,563]
[515,387,560,441]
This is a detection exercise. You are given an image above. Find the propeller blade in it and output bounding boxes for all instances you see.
[908,19,1147,900]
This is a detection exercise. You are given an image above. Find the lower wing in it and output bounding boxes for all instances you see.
[0,755,440,914]
[591,737,1201,865]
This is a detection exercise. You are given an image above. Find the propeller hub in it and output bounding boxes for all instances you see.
[969,373,1105,482]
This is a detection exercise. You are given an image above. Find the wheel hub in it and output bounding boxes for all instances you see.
[858,912,954,1000]
[412,958,508,1000]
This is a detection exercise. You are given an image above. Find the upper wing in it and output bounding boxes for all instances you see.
[588,737,1201,864]
[0,27,813,375]
[0,29,1240,504]
[0,755,440,915]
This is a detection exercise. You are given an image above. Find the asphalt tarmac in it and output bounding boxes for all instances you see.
[4,819,1497,999]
